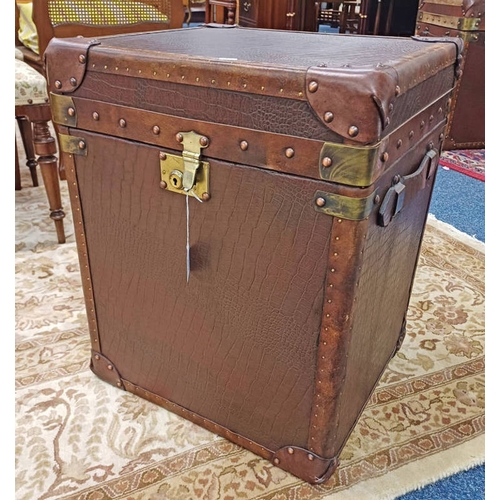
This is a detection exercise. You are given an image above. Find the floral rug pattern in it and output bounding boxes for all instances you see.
[15,160,484,500]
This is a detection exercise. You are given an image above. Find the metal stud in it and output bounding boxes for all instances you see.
[287,447,294,455]
[159,152,167,161]
[308,454,314,461]
[321,156,332,168]
[68,107,76,117]
[116,381,122,387]
[78,54,86,64]
[409,130,414,139]
[160,181,167,189]
[240,140,248,151]
[119,119,127,128]
[397,139,402,149]
[308,81,319,93]
[381,152,389,162]
[199,136,209,147]
[54,80,62,89]
[273,458,280,465]
[107,364,113,371]
[348,125,359,138]
[324,111,334,123]
[78,141,86,150]
[94,354,100,360]
[70,77,77,87]
[152,125,160,135]
[285,148,295,158]
[395,85,401,96]
[201,192,210,201]
[420,120,425,129]
[176,133,183,143]
[92,112,100,121]
[316,197,326,207]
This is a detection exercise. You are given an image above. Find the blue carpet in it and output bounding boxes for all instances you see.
[429,166,485,242]
[396,464,485,499]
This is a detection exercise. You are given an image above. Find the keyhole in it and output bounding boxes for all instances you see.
[169,170,183,190]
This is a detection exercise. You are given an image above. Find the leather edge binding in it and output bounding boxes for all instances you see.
[55,124,101,352]
[307,218,370,457]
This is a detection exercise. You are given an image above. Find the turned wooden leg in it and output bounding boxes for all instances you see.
[16,116,39,187]
[33,119,66,244]
[15,139,21,191]
[227,6,235,24]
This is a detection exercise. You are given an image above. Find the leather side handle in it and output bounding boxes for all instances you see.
[378,148,438,227]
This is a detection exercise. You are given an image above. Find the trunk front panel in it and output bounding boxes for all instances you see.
[74,129,335,451]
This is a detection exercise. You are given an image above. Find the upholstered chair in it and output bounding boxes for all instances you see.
[15,57,65,244]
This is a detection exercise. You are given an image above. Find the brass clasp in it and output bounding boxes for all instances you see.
[159,131,210,200]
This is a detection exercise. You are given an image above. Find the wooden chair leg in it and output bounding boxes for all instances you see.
[15,139,21,191]
[33,119,66,244]
[16,116,39,187]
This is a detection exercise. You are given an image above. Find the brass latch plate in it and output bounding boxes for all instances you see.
[160,153,210,199]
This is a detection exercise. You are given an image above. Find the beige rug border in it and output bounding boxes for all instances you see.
[322,435,485,500]
[426,214,485,253]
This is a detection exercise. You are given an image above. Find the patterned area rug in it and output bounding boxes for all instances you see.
[15,159,485,500]
[439,149,485,182]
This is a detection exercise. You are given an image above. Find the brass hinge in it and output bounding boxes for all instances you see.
[159,131,210,200]
[417,11,482,31]
[58,134,87,156]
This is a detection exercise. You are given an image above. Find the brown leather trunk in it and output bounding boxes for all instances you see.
[416,0,485,149]
[45,25,462,484]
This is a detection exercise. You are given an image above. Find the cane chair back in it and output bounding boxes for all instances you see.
[16,0,185,73]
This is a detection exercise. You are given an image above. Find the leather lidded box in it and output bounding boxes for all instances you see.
[416,0,485,149]
[45,26,462,484]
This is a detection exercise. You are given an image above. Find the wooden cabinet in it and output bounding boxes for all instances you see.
[238,0,318,32]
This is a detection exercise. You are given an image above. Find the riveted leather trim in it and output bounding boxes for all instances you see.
[272,446,340,484]
[85,46,307,100]
[411,36,464,71]
[308,217,369,457]
[56,124,101,351]
[90,350,124,389]
[44,37,101,94]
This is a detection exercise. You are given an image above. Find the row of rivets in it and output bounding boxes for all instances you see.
[91,63,304,96]
[310,218,343,452]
